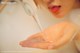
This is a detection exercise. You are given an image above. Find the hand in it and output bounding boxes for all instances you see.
[19,21,77,50]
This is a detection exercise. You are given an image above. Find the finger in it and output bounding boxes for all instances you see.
[20,37,51,49]
[29,42,51,49]
[19,32,46,47]
[26,33,42,41]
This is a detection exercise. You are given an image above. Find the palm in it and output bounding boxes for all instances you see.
[19,21,77,49]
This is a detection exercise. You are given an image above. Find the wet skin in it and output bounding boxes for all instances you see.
[19,0,80,50]
[19,21,77,49]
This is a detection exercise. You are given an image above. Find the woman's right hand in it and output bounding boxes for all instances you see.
[19,21,77,50]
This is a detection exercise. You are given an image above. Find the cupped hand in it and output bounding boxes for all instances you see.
[19,21,77,50]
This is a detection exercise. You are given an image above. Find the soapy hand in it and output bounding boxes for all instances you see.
[19,21,77,50]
